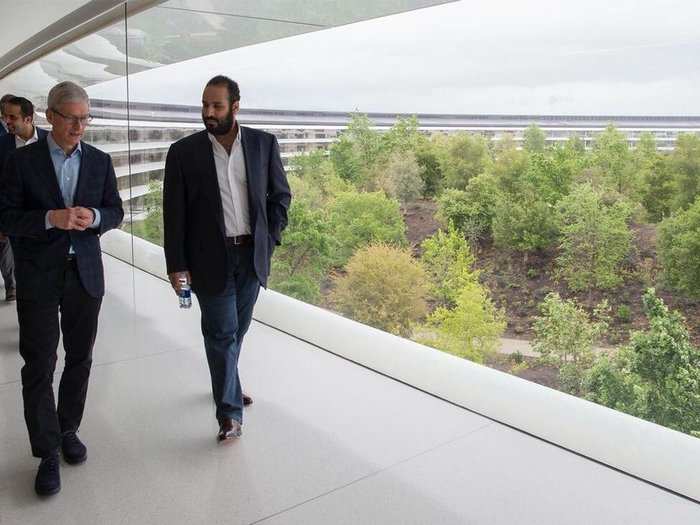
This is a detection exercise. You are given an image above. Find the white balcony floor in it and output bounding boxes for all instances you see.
[0,255,699,524]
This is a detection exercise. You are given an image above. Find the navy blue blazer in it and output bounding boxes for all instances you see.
[163,127,291,292]
[0,127,49,172]
[0,137,124,299]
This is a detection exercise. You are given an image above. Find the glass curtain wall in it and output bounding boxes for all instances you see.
[0,9,133,266]
[1,0,698,441]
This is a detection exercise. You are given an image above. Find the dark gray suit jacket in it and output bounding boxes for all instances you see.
[0,138,124,299]
[163,127,291,293]
[0,127,49,171]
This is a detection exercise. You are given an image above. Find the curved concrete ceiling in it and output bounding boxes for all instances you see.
[0,0,454,100]
[0,0,161,79]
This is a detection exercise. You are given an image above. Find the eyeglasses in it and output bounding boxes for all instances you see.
[51,108,93,126]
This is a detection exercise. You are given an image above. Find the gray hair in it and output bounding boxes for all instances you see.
[47,81,89,110]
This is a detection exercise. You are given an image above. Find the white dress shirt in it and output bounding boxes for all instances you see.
[208,127,250,237]
[15,125,38,148]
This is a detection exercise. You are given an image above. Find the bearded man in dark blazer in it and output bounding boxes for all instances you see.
[0,82,123,496]
[163,75,291,442]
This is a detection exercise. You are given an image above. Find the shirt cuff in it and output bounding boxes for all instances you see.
[90,208,101,229]
[45,211,53,230]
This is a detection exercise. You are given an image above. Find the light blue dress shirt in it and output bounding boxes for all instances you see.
[44,133,101,231]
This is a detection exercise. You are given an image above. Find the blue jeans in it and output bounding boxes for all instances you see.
[196,245,260,423]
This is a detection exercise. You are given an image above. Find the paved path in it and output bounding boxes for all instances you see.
[498,338,614,357]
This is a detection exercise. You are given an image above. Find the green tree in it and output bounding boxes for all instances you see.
[327,191,407,266]
[552,137,588,188]
[591,124,633,195]
[421,225,479,306]
[658,196,700,297]
[669,133,700,211]
[330,244,429,337]
[289,152,352,209]
[436,174,500,244]
[533,293,609,395]
[143,180,164,246]
[489,144,529,195]
[585,289,700,437]
[438,132,491,190]
[415,137,444,197]
[329,113,383,187]
[423,281,506,363]
[523,124,546,153]
[492,191,559,254]
[381,115,423,155]
[376,151,425,205]
[634,133,674,222]
[555,184,633,292]
[269,200,335,304]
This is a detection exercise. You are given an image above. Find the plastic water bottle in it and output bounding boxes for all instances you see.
[178,278,192,309]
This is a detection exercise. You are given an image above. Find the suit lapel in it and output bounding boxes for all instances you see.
[34,139,66,208]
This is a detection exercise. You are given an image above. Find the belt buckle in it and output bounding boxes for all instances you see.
[233,236,241,245]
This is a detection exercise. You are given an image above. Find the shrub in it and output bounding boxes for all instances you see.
[585,289,700,437]
[658,196,700,297]
[436,174,500,244]
[330,244,429,337]
[616,304,632,323]
[421,225,479,306]
[555,184,633,291]
[269,200,335,304]
[437,132,491,190]
[533,293,609,395]
[376,152,425,205]
[492,192,559,253]
[143,180,164,246]
[423,281,506,363]
[327,191,407,266]
[669,133,700,212]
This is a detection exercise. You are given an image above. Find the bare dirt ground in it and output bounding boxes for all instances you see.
[402,206,700,348]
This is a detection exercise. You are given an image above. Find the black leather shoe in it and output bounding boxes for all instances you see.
[61,431,87,464]
[35,455,61,496]
[243,393,253,406]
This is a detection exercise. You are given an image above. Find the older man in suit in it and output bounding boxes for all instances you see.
[163,75,291,442]
[0,96,49,301]
[0,82,123,496]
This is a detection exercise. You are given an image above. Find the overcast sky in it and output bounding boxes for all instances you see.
[88,0,700,115]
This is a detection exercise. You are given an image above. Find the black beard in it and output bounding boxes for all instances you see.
[203,113,234,135]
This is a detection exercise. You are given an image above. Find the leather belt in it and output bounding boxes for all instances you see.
[225,234,253,247]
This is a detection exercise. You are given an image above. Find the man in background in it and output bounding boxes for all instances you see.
[0,96,49,301]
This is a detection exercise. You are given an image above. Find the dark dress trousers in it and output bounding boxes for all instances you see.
[0,138,123,457]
